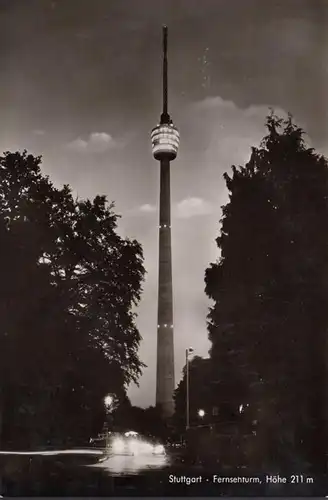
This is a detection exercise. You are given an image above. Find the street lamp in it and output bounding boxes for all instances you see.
[185,347,194,431]
[104,395,114,409]
[103,395,115,447]
[198,409,205,418]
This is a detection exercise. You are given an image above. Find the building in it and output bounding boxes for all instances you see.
[151,26,180,417]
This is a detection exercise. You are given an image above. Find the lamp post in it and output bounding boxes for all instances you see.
[103,394,115,447]
[185,347,194,431]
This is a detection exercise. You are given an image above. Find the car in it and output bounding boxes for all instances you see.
[109,431,165,456]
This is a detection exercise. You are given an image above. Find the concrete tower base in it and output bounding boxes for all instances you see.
[156,158,175,417]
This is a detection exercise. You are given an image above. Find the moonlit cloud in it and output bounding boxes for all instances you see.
[126,204,157,217]
[139,203,157,213]
[174,197,213,218]
[67,132,117,153]
[32,129,46,136]
[182,97,289,183]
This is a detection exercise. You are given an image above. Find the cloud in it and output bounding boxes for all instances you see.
[191,96,286,118]
[175,197,213,219]
[139,203,157,213]
[186,97,289,168]
[66,132,117,153]
[125,203,157,218]
[32,129,45,136]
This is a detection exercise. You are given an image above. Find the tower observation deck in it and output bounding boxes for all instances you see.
[151,26,179,418]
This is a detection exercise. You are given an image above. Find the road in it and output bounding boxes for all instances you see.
[90,451,168,474]
[0,448,173,496]
[0,448,324,496]
[0,449,103,457]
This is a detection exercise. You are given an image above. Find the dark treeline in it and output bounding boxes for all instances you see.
[174,113,328,475]
[0,151,145,448]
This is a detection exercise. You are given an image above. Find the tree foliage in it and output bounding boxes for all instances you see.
[0,151,145,447]
[205,113,328,473]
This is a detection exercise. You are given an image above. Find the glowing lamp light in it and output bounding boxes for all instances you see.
[151,123,180,161]
[198,409,205,418]
[104,395,113,408]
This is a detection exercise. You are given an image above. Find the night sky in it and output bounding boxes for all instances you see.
[1,0,327,407]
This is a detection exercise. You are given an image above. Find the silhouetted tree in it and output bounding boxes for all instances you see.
[0,151,145,448]
[205,113,328,474]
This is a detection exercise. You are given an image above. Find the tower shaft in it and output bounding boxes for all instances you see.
[156,158,175,416]
[151,26,179,418]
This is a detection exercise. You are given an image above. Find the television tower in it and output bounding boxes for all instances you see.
[151,26,180,418]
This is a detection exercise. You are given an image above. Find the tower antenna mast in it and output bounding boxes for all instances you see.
[161,25,170,124]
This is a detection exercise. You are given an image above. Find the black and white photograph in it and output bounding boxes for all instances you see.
[0,0,328,496]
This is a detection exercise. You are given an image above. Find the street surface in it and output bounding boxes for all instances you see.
[0,449,103,456]
[0,448,325,496]
[90,451,168,474]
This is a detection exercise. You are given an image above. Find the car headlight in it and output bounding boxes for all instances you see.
[112,438,125,453]
[153,444,165,454]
